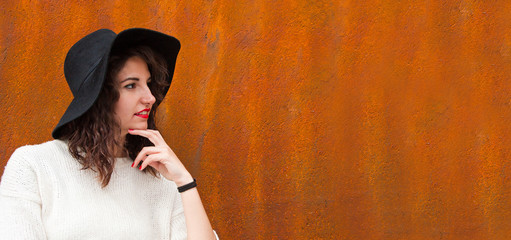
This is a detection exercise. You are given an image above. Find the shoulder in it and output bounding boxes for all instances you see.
[10,140,70,163]
[5,140,71,174]
[1,140,67,202]
[12,140,68,158]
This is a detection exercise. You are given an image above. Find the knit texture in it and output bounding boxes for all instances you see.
[0,140,187,239]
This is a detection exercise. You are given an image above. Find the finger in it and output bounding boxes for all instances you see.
[151,130,164,139]
[128,129,165,146]
[132,155,146,169]
[128,129,159,144]
[132,146,160,168]
[139,153,166,170]
[146,129,166,145]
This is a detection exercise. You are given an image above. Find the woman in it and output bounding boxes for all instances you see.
[0,28,217,239]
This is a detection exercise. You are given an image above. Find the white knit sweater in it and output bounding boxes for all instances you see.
[0,140,188,239]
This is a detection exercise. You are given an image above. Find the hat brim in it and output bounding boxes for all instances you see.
[52,28,180,139]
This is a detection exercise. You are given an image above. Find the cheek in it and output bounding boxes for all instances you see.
[114,96,131,119]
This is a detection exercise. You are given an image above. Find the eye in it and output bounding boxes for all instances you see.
[125,83,135,89]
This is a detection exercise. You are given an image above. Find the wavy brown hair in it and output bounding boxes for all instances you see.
[59,45,170,187]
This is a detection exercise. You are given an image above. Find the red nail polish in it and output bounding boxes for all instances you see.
[131,162,134,168]
[128,129,134,131]
[139,165,142,170]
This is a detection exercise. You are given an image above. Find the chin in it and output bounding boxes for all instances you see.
[128,123,148,130]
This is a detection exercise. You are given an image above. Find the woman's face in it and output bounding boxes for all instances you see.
[114,56,156,135]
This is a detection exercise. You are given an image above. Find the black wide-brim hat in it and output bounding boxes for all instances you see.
[52,28,180,139]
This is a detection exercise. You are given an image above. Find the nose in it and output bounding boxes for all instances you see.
[141,87,156,106]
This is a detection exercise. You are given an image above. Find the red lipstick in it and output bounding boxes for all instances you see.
[135,108,150,119]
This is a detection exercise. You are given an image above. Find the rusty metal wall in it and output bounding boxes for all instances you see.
[1,0,511,239]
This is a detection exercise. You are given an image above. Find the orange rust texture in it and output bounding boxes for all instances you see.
[1,0,511,239]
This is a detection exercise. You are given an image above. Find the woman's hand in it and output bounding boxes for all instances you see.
[129,129,217,239]
[128,129,193,186]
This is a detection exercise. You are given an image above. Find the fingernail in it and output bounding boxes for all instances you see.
[139,165,142,170]
[128,129,134,131]
[131,162,134,168]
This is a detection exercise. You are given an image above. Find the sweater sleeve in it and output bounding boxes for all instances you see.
[0,148,47,239]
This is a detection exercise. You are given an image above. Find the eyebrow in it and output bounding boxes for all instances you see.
[120,77,139,83]
[120,77,151,83]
